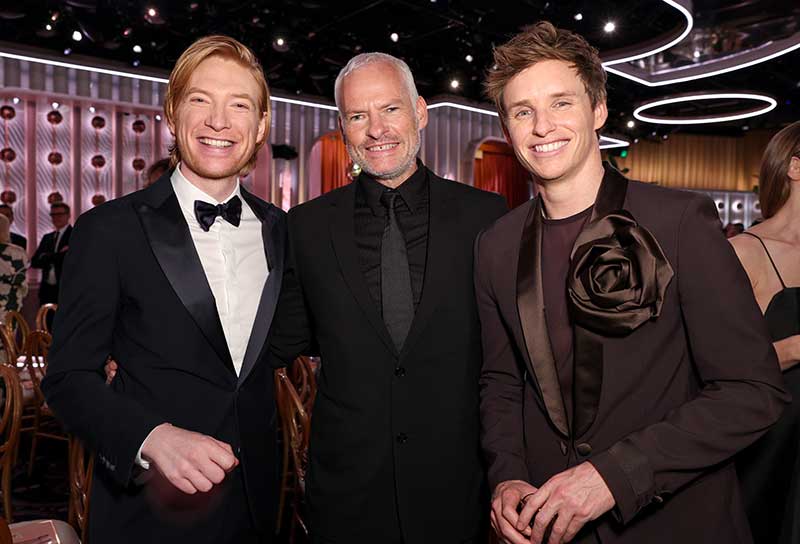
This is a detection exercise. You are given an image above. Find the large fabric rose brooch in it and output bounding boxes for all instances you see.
[567,210,673,336]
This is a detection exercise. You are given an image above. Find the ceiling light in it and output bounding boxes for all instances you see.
[132,59,141,67]
[693,50,701,59]
[45,24,52,31]
[63,48,72,55]
[147,8,157,17]
[72,31,83,42]
[626,120,635,128]
[604,22,616,33]
[450,79,460,89]
[634,138,640,143]
[123,28,132,37]
[51,102,59,109]
[634,92,778,125]
[390,32,399,43]
[276,38,285,46]
[50,12,59,22]
[465,54,473,63]
[88,106,96,113]
[12,97,20,104]
[133,45,142,53]
[662,134,669,140]
[574,13,583,21]
[155,114,162,121]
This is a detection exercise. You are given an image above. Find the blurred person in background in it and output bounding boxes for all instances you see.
[0,214,28,323]
[732,120,800,544]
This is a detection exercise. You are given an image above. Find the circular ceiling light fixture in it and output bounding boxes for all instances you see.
[633,92,777,125]
[604,21,616,33]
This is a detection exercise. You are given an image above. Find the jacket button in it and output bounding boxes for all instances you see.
[394,366,406,377]
[652,494,664,504]
[559,441,568,456]
[576,443,592,456]
[396,433,408,444]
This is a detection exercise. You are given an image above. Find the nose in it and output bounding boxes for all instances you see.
[531,109,555,137]
[366,114,388,140]
[205,102,230,132]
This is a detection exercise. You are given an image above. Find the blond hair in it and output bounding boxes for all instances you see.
[485,21,607,117]
[164,35,271,175]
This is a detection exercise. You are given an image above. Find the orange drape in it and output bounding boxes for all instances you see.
[320,132,351,194]
[612,130,776,192]
[474,140,531,209]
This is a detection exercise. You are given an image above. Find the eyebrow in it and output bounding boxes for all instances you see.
[506,92,579,109]
[185,88,256,103]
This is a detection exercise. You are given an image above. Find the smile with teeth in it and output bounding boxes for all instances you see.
[533,140,568,153]
[366,143,399,152]
[199,137,234,148]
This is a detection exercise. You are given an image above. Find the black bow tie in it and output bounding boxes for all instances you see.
[193,195,242,232]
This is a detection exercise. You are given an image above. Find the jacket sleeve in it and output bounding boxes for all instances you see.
[267,208,315,368]
[475,228,530,489]
[30,233,53,269]
[590,194,789,523]
[42,211,166,487]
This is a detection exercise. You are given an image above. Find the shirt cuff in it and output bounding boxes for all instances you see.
[135,425,162,470]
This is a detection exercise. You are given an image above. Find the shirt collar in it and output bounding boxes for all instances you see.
[171,163,242,218]
[358,160,428,216]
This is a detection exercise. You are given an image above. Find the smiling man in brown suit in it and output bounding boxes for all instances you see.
[474,22,788,544]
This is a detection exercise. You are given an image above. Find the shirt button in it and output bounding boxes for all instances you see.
[396,433,408,444]
[394,366,406,377]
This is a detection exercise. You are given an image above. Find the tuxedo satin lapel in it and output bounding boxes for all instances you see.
[400,175,456,358]
[238,191,284,385]
[330,185,397,355]
[136,189,235,375]
[570,162,629,437]
[517,197,569,437]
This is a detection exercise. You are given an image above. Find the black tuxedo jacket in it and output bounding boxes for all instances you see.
[475,165,788,543]
[269,168,507,543]
[42,173,285,543]
[31,224,72,301]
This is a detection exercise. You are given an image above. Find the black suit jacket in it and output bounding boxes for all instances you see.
[475,165,788,543]
[31,225,72,302]
[42,173,285,543]
[10,232,26,250]
[269,168,507,543]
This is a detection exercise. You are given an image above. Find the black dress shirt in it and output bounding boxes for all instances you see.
[355,165,430,314]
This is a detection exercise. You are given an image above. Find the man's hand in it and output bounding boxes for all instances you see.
[517,462,615,544]
[104,358,118,384]
[140,423,239,495]
[491,480,538,544]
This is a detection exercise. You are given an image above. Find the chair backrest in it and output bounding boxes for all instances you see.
[0,517,11,544]
[22,331,51,406]
[0,327,17,367]
[35,304,58,334]
[289,356,317,415]
[68,436,94,543]
[0,364,22,463]
[275,368,311,484]
[3,311,29,361]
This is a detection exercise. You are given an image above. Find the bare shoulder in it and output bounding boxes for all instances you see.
[729,232,766,286]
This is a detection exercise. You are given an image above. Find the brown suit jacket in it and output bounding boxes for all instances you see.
[474,165,788,543]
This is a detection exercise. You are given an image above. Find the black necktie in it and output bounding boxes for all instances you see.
[194,195,242,232]
[380,191,414,351]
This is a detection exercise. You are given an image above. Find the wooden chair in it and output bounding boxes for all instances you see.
[0,517,11,544]
[35,304,58,334]
[23,331,68,476]
[288,356,317,415]
[0,364,23,522]
[0,327,17,368]
[67,435,94,543]
[275,366,312,542]
[3,311,29,363]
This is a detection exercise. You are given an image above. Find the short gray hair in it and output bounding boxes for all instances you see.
[334,52,419,115]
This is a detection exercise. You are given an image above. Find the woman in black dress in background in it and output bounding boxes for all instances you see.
[731,120,800,544]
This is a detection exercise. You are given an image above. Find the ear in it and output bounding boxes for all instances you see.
[593,100,608,131]
[789,156,800,182]
[256,111,268,146]
[416,96,429,130]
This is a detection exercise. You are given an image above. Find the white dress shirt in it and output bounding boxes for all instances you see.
[136,165,269,469]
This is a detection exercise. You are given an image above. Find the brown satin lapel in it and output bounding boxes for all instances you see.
[570,162,629,437]
[517,198,570,438]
